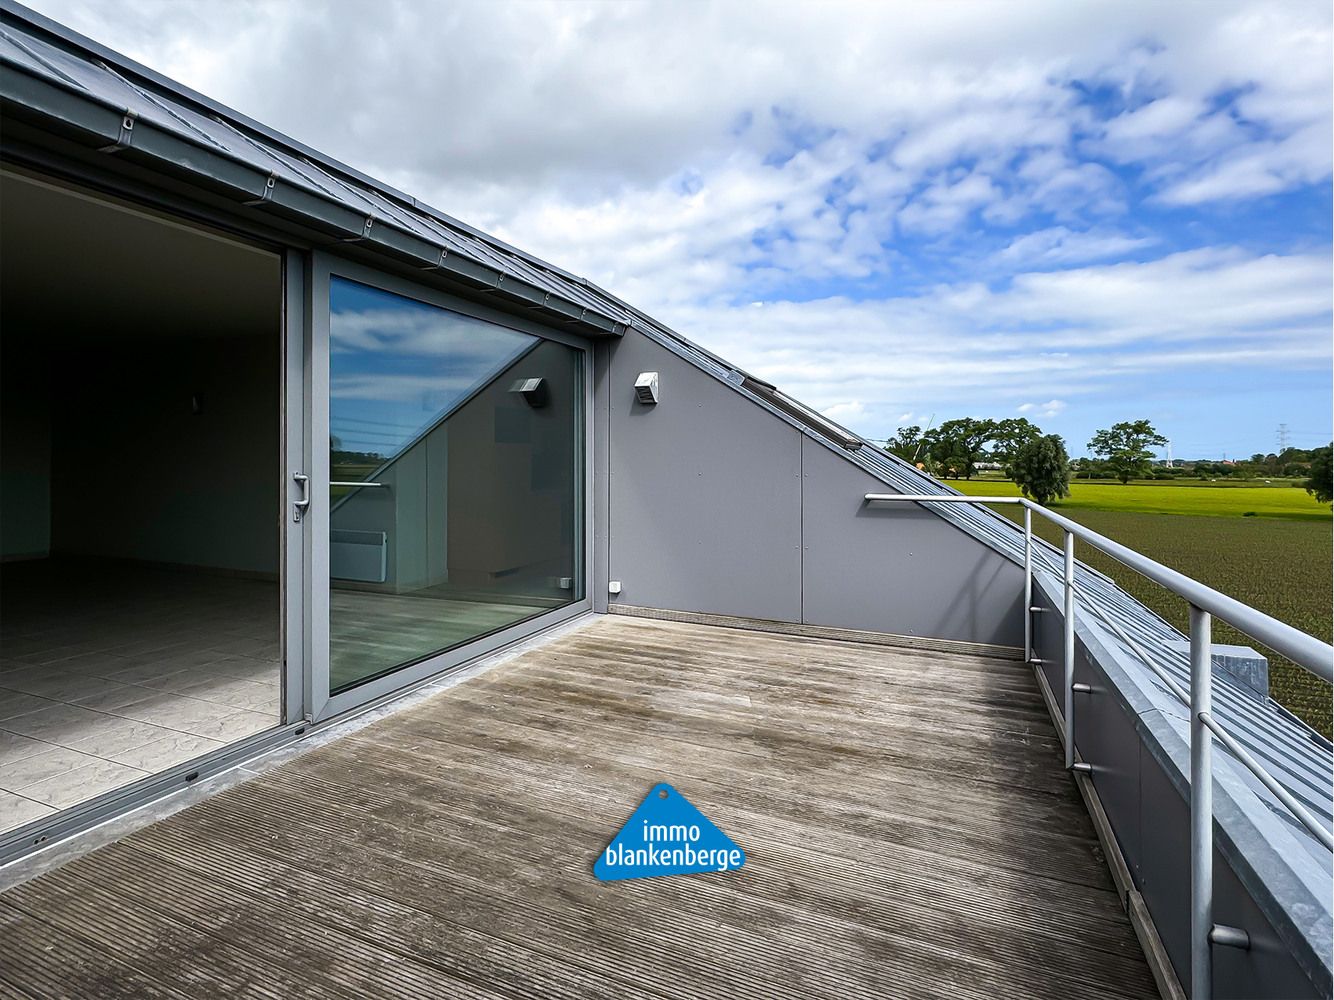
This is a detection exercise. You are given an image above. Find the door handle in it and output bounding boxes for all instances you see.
[292,472,310,522]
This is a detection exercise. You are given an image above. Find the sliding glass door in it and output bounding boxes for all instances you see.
[308,260,588,719]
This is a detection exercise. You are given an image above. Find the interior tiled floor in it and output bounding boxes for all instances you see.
[0,559,281,834]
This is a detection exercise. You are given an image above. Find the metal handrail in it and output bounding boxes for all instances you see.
[1020,533,1334,853]
[864,491,1334,1000]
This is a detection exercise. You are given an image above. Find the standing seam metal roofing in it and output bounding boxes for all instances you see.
[0,0,1328,848]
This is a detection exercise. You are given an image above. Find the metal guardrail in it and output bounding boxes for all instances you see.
[865,492,1334,1000]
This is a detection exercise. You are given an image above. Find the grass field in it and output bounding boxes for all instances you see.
[942,479,1332,736]
[950,477,1329,521]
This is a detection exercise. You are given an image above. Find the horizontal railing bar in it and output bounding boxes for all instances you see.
[1027,545,1194,706]
[1200,711,1334,851]
[867,494,1023,503]
[865,494,1334,684]
[1029,519,1332,855]
[330,481,386,488]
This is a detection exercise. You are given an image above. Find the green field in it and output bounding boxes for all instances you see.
[942,479,1332,736]
[950,477,1329,520]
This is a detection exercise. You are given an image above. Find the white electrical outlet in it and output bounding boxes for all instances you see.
[608,580,622,595]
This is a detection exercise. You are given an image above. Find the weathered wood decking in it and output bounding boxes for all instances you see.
[0,615,1157,999]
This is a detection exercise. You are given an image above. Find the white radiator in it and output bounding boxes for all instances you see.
[331,529,388,583]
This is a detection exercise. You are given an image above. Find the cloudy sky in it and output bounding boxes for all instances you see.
[28,0,1333,458]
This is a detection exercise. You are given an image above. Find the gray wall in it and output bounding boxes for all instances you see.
[604,329,1024,647]
[801,437,1023,644]
[45,333,280,575]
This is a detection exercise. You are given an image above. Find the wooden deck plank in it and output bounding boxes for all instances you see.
[370,697,1096,838]
[0,615,1158,999]
[0,902,193,1000]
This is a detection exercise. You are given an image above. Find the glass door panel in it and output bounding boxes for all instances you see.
[327,276,583,694]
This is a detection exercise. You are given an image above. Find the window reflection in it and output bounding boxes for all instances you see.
[329,277,582,693]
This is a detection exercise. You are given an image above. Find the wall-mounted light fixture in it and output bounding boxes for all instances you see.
[634,371,659,405]
[508,377,548,408]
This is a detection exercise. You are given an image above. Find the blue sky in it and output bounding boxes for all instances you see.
[33,0,1333,458]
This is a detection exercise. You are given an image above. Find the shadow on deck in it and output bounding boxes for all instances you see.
[0,615,1158,999]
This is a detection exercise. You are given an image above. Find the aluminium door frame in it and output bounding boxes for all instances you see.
[283,246,311,724]
[0,168,310,864]
[305,251,596,723]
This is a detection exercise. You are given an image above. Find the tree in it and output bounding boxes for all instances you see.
[1087,420,1168,484]
[1070,457,1106,480]
[884,425,925,463]
[1012,434,1071,505]
[924,418,996,479]
[990,417,1042,474]
[1306,444,1332,503]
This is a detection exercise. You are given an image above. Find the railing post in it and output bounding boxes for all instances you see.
[1063,529,1075,769]
[1023,505,1033,663]
[1190,604,1213,1000]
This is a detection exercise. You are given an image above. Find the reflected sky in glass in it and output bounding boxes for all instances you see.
[330,277,535,465]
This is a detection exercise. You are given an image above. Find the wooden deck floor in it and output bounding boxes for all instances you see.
[0,615,1157,999]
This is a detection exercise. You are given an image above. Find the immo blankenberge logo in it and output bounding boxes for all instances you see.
[594,782,745,881]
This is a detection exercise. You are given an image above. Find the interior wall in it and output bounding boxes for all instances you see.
[0,169,283,578]
[605,328,1024,647]
[0,328,52,560]
[49,333,280,575]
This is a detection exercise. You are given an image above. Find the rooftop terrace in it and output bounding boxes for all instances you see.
[0,615,1158,999]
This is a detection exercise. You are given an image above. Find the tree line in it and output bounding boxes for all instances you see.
[884,417,1333,507]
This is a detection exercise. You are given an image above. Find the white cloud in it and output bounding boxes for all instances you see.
[821,400,868,423]
[21,0,1330,450]
[654,248,1330,439]
[29,1,1330,220]
[1018,400,1068,418]
[998,227,1156,267]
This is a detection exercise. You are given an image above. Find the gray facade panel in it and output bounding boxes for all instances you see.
[800,437,1024,646]
[606,330,803,622]
[605,329,1024,646]
[1033,579,1143,883]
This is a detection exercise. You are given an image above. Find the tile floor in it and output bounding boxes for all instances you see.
[0,559,281,834]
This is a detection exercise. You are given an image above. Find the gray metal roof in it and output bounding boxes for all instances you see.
[0,1,639,336]
[1,0,1328,856]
